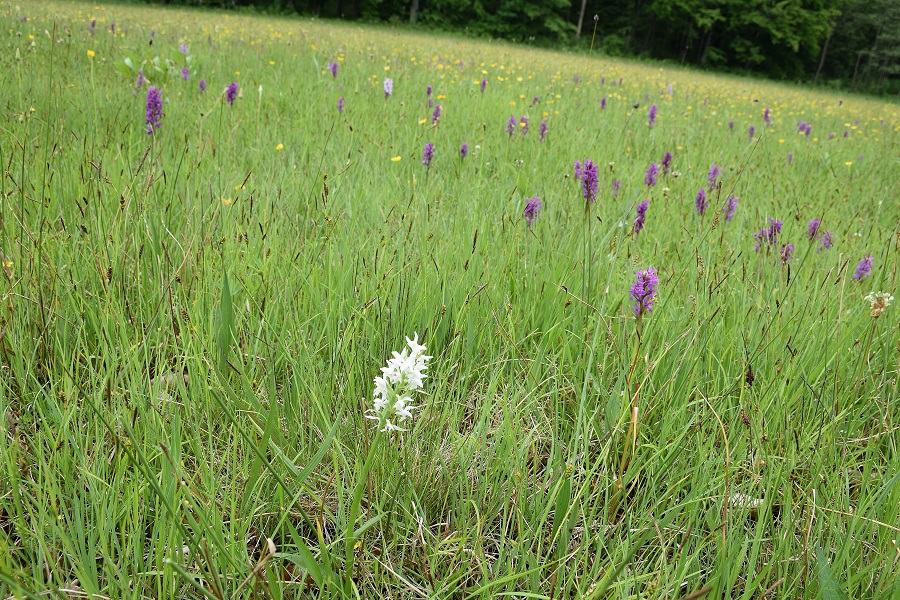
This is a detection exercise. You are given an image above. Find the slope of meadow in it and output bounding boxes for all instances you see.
[1,1,898,597]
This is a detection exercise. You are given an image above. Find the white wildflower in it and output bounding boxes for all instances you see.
[367,333,432,432]
[864,292,893,318]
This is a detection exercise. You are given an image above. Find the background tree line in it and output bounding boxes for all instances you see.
[150,0,900,94]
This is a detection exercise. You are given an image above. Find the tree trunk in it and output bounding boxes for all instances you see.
[815,34,830,84]
[409,0,419,24]
[576,0,587,39]
[851,51,863,91]
[699,26,714,65]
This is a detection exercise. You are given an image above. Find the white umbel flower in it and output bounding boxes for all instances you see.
[368,333,432,432]
[864,292,893,318]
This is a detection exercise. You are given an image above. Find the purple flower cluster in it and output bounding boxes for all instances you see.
[180,43,188,54]
[661,152,673,175]
[611,179,622,198]
[723,195,738,221]
[226,82,239,105]
[329,61,338,78]
[780,243,794,264]
[135,68,145,90]
[426,84,432,96]
[337,96,345,113]
[807,219,821,239]
[648,104,657,128]
[752,218,783,251]
[574,160,599,204]
[600,97,607,110]
[763,107,771,125]
[199,79,207,93]
[145,86,163,135]
[460,143,468,158]
[384,78,393,99]
[539,120,548,141]
[630,266,659,317]
[707,164,722,189]
[634,200,648,235]
[695,188,708,215]
[748,125,756,139]
[644,163,658,187]
[817,231,834,251]
[519,116,529,136]
[853,256,873,280]
[181,66,189,81]
[523,197,542,226]
[480,78,487,93]
[422,142,434,167]
[432,104,442,125]
[506,115,516,136]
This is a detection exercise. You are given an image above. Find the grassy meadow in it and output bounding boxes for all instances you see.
[1,1,899,597]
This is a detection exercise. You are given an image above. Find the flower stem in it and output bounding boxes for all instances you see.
[344,426,384,588]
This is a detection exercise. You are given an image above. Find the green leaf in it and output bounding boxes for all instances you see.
[816,547,849,600]
[605,392,621,433]
[217,269,234,372]
[279,543,325,588]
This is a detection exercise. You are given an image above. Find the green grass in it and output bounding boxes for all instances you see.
[1,1,899,598]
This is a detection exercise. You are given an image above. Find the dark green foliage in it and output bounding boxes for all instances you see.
[135,0,900,92]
